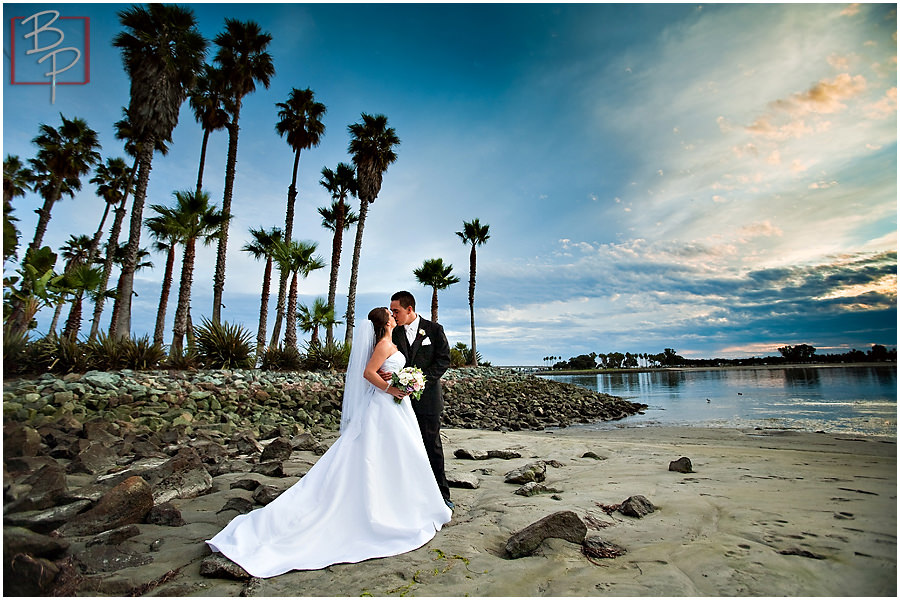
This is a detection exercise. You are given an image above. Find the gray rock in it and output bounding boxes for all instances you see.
[505,510,588,558]
[669,457,694,473]
[447,472,481,489]
[582,451,606,460]
[6,463,68,513]
[58,476,154,537]
[504,461,547,484]
[142,448,213,504]
[260,437,293,462]
[252,461,285,478]
[83,371,122,389]
[291,432,319,451]
[3,526,70,559]
[4,499,92,534]
[86,524,141,547]
[218,497,255,515]
[74,543,154,573]
[514,482,563,497]
[454,448,488,460]
[487,449,522,459]
[3,423,42,457]
[618,495,656,518]
[230,478,261,491]
[200,554,252,580]
[145,501,186,526]
[253,484,282,505]
[231,432,263,455]
[67,441,119,475]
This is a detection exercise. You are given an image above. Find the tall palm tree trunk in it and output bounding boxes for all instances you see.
[87,202,113,266]
[255,256,272,361]
[344,198,370,346]
[171,238,196,354]
[212,114,240,323]
[325,199,345,346]
[196,128,210,195]
[285,270,299,350]
[153,245,177,345]
[28,182,63,256]
[63,294,85,340]
[48,301,65,335]
[468,245,477,365]
[270,150,300,347]
[90,161,137,341]
[112,142,154,339]
[430,286,439,323]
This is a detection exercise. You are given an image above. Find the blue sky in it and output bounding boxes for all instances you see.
[3,2,897,365]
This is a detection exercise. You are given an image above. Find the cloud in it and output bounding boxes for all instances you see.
[840,4,860,17]
[865,86,897,119]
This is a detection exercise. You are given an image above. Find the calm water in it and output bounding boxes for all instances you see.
[542,366,897,437]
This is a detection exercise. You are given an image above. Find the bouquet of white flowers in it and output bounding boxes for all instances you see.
[391,366,426,404]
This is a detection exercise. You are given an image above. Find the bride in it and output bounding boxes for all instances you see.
[206,307,453,577]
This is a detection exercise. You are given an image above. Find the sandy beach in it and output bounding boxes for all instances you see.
[112,425,897,597]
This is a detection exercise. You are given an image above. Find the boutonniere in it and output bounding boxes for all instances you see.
[418,328,426,337]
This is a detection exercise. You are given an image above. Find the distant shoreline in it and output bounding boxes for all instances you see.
[533,361,897,376]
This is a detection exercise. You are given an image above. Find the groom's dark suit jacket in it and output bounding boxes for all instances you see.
[393,316,451,417]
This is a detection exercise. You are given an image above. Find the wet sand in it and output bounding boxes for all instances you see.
[135,425,896,597]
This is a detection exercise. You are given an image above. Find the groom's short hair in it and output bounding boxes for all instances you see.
[391,290,416,310]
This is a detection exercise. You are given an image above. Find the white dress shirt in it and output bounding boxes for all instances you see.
[405,315,421,346]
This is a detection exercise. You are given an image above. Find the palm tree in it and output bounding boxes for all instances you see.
[269,87,326,346]
[111,4,207,339]
[189,64,229,194]
[297,297,340,347]
[4,155,32,264]
[166,190,228,354]
[106,242,154,340]
[456,218,490,366]
[413,258,460,323]
[271,239,325,351]
[89,110,160,341]
[87,158,131,265]
[242,226,282,361]
[145,203,184,346]
[211,19,275,324]
[49,234,93,334]
[61,264,104,341]
[27,114,101,257]
[318,162,357,345]
[344,113,400,345]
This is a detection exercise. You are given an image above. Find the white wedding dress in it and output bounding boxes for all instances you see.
[206,324,452,578]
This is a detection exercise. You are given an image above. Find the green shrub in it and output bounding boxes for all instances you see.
[85,332,125,371]
[3,325,29,375]
[163,345,200,370]
[302,340,350,371]
[194,318,254,369]
[260,344,303,371]
[122,335,166,370]
[28,333,90,374]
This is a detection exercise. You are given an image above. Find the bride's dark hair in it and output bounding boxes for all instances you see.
[367,307,391,344]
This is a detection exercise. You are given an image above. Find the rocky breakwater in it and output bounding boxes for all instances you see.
[442,367,646,430]
[4,367,645,438]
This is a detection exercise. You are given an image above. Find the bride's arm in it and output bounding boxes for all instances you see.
[364,341,403,397]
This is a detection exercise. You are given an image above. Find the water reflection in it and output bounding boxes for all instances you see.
[542,366,897,436]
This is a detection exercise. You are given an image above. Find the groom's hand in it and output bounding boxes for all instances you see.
[376,368,392,383]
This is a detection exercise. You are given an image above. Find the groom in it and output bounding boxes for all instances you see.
[386,290,453,509]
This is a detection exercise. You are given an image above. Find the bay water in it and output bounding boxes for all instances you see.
[541,365,897,437]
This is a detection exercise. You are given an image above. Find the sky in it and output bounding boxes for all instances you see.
[3,2,897,366]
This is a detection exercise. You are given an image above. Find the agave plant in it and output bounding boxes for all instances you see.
[85,332,126,371]
[121,335,166,370]
[302,339,350,372]
[260,344,303,371]
[194,317,254,369]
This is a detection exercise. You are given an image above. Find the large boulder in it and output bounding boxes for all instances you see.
[3,423,42,457]
[5,462,68,513]
[4,499,92,534]
[504,461,547,484]
[259,436,293,462]
[618,495,656,518]
[58,476,154,537]
[505,511,588,558]
[141,447,213,505]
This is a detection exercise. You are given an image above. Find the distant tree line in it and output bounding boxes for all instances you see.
[545,344,896,371]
